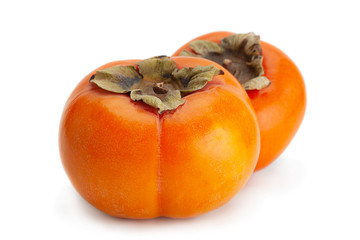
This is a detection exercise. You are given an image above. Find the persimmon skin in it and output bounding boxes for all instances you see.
[173,32,306,171]
[59,57,260,219]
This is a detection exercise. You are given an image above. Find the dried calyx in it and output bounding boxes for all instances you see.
[90,56,222,113]
[179,32,270,90]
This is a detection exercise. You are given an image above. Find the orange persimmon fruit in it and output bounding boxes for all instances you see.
[173,32,306,171]
[59,56,260,219]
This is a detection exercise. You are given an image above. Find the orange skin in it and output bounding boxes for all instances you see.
[59,57,260,219]
[173,32,306,171]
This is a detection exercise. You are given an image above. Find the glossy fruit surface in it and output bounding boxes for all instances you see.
[173,32,306,171]
[59,56,260,218]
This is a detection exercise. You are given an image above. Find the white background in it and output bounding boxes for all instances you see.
[1,0,359,239]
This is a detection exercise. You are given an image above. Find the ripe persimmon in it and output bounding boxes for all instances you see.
[173,32,306,171]
[59,56,260,218]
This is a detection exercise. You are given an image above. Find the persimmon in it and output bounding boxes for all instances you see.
[59,56,260,219]
[173,32,306,171]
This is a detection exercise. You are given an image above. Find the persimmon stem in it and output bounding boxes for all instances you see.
[153,82,169,94]
[222,59,232,69]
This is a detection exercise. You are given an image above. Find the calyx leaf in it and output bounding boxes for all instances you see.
[90,56,222,113]
[172,65,222,92]
[189,40,223,55]
[179,32,271,90]
[90,65,141,93]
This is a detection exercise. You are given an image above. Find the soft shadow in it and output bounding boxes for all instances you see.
[55,185,199,231]
[55,156,305,229]
[247,156,306,192]
[201,156,306,219]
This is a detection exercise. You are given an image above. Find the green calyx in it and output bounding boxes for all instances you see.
[90,56,222,113]
[179,32,271,90]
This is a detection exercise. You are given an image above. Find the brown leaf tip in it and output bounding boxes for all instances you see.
[156,55,169,59]
[89,74,95,82]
